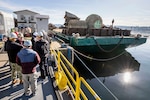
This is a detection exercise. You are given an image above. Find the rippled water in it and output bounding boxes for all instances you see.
[74,35,150,100]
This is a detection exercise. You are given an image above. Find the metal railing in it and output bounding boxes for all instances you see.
[52,49,101,100]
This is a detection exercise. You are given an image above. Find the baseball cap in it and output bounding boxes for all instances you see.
[23,40,32,47]
[9,32,18,38]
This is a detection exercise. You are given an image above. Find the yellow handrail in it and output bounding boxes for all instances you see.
[80,77,101,100]
[52,49,101,100]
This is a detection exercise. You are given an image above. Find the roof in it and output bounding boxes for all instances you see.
[64,11,79,19]
[13,9,39,14]
[35,14,49,19]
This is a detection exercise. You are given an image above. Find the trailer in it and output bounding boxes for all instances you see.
[0,10,14,37]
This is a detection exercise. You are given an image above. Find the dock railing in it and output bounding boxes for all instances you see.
[52,49,101,100]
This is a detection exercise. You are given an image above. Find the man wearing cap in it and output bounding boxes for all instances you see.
[34,32,50,79]
[16,40,41,96]
[5,32,23,84]
[31,32,38,50]
[41,30,51,43]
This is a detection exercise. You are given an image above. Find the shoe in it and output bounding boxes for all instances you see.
[12,79,17,84]
[16,79,20,83]
[23,93,30,96]
[31,93,37,96]
[20,80,23,84]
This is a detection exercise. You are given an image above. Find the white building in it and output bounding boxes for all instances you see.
[13,9,49,33]
[0,10,14,36]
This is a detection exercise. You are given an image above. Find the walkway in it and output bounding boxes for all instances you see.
[0,53,57,100]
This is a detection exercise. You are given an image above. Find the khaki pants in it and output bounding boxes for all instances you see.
[22,72,38,94]
[9,62,22,80]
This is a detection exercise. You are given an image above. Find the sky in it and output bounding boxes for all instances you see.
[0,0,150,26]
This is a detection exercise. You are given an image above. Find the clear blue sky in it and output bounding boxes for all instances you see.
[0,0,150,26]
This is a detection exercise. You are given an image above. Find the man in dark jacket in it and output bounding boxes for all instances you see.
[16,40,41,96]
[34,32,50,79]
[31,32,38,50]
[6,32,23,84]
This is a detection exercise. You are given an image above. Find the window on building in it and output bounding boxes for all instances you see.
[31,16,34,20]
[28,17,30,21]
[20,15,25,20]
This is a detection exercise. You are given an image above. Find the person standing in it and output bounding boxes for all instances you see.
[16,33,24,45]
[31,31,38,50]
[41,30,51,43]
[5,32,23,84]
[34,32,50,79]
[16,40,41,96]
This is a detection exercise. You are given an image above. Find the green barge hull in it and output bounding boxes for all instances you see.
[55,33,147,53]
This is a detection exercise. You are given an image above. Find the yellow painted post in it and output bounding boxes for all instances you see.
[75,76,80,100]
[57,51,61,72]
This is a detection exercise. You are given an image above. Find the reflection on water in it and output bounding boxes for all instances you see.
[74,50,140,100]
[74,50,140,81]
[123,72,131,83]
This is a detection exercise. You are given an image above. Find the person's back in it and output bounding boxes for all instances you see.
[35,39,49,58]
[17,47,40,74]
[16,40,40,96]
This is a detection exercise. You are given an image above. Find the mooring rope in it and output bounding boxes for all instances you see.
[74,52,119,100]
[73,34,144,62]
[73,49,126,61]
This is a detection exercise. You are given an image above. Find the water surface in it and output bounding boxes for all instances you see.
[74,36,150,100]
